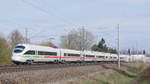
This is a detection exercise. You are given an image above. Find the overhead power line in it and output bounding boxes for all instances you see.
[20,0,78,41]
[21,0,76,26]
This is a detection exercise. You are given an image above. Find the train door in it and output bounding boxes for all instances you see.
[23,50,36,63]
[59,49,62,62]
[80,51,84,62]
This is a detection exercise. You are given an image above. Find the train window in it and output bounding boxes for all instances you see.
[70,54,80,57]
[64,53,80,57]
[38,51,57,56]
[86,55,94,57]
[14,46,25,53]
[14,49,23,53]
[64,53,67,56]
[24,50,35,55]
[69,53,80,57]
[120,57,124,59]
[15,46,25,49]
[97,56,105,58]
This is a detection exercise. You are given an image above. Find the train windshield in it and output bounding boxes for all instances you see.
[14,46,25,53]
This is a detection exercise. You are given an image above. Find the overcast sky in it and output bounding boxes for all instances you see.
[0,0,150,52]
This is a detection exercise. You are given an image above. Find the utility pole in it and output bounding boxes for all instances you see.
[25,28,28,44]
[117,24,120,69]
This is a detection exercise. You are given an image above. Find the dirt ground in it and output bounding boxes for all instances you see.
[0,64,115,84]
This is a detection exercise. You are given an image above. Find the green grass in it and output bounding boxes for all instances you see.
[77,65,140,84]
[81,70,134,84]
[78,63,150,84]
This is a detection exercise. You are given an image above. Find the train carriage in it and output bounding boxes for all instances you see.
[110,54,118,62]
[103,53,111,62]
[12,44,60,64]
[83,51,96,62]
[60,49,81,62]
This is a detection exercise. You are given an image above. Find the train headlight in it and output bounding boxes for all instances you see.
[11,55,21,62]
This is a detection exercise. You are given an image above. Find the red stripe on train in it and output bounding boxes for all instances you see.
[44,56,95,59]
[44,56,118,60]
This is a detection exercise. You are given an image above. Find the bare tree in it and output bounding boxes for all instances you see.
[8,29,27,48]
[39,41,57,48]
[60,27,95,50]
[78,28,95,50]
[60,30,79,49]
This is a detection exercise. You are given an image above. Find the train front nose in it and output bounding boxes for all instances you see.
[12,45,26,64]
[11,54,21,63]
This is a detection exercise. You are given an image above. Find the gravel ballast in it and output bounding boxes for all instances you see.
[0,64,117,84]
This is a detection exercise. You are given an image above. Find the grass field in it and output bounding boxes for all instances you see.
[66,63,150,84]
[0,63,150,84]
[77,68,135,84]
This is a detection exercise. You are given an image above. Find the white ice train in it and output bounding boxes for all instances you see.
[11,44,127,64]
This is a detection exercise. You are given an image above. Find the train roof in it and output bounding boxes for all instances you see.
[60,48,81,53]
[16,44,58,51]
[16,44,120,55]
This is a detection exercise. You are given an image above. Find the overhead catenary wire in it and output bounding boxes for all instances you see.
[21,0,76,26]
[29,24,66,39]
[20,0,78,40]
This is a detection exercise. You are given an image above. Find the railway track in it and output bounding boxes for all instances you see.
[0,62,111,74]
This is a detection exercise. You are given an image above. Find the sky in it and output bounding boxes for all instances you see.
[0,0,150,52]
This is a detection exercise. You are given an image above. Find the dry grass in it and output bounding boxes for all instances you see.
[0,65,105,84]
[65,63,150,84]
[0,63,149,84]
[133,66,150,84]
[132,63,149,72]
[72,67,135,84]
